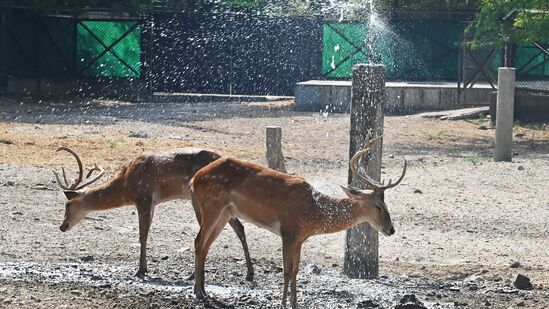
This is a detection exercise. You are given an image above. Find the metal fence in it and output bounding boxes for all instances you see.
[460,39,549,94]
[145,12,322,95]
[5,9,141,79]
[322,20,464,80]
[3,8,548,96]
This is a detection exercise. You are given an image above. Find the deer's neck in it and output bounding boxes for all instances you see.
[312,191,365,235]
[82,176,129,211]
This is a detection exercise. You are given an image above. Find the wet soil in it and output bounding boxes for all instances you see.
[0,97,548,308]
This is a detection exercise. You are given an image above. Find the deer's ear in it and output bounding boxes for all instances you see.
[64,191,79,200]
[340,185,361,199]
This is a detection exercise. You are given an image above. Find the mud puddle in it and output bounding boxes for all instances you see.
[0,261,476,308]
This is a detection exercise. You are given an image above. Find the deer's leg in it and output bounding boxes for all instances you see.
[290,242,303,309]
[135,198,154,278]
[281,237,298,309]
[228,218,254,281]
[186,197,203,281]
[194,207,230,300]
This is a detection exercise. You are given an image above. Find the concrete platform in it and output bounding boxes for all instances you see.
[294,80,493,114]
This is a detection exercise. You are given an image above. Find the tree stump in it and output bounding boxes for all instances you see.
[266,126,286,173]
[344,64,386,279]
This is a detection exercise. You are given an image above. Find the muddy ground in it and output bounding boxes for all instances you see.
[0,97,548,308]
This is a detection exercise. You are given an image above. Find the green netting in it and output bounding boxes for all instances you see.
[40,17,75,77]
[77,21,141,78]
[322,21,463,80]
[516,44,549,78]
[483,43,549,81]
[7,10,38,76]
[322,23,367,78]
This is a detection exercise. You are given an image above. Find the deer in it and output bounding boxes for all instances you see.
[189,135,406,308]
[53,147,254,280]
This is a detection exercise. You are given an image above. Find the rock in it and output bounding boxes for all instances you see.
[484,300,491,306]
[515,132,525,138]
[357,299,380,308]
[30,295,42,302]
[417,107,489,120]
[413,189,422,194]
[128,131,150,138]
[516,301,525,307]
[305,264,321,275]
[517,166,525,171]
[395,294,427,309]
[513,274,533,290]
[510,261,521,268]
[80,255,94,262]
[161,256,169,260]
[70,289,82,296]
[477,125,488,130]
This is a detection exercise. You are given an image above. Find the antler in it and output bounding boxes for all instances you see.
[53,147,84,190]
[74,163,105,190]
[349,134,407,191]
[53,147,105,191]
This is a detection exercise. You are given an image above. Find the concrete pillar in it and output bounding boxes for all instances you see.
[266,126,286,173]
[344,64,385,279]
[494,68,515,162]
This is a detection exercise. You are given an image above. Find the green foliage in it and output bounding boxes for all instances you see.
[428,130,448,140]
[464,155,481,165]
[468,0,549,48]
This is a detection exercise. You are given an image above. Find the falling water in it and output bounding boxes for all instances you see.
[366,0,377,64]
[362,0,431,78]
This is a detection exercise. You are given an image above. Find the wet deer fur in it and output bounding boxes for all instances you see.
[54,147,254,280]
[189,136,406,308]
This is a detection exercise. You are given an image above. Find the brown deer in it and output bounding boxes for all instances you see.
[189,136,406,308]
[53,147,254,280]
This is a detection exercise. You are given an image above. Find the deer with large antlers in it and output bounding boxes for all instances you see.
[53,147,254,280]
[190,136,406,308]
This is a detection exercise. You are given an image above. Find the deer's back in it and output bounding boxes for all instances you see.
[124,148,221,203]
[191,157,319,235]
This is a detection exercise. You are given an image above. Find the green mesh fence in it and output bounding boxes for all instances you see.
[322,21,464,80]
[516,44,549,78]
[474,42,549,83]
[40,17,75,77]
[7,9,37,76]
[77,21,141,78]
[322,23,367,78]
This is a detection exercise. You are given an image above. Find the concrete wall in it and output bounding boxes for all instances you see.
[295,80,492,114]
[7,77,149,101]
[489,91,549,122]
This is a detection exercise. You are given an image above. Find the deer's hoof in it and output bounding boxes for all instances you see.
[194,285,207,300]
[135,269,147,278]
[245,271,254,282]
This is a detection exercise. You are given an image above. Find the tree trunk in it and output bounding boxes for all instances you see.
[344,64,386,279]
[266,126,286,173]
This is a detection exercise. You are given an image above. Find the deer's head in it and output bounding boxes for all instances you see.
[342,135,406,236]
[53,147,105,232]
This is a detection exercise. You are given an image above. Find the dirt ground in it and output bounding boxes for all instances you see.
[0,97,548,309]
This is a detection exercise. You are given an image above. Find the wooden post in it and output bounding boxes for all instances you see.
[494,67,515,162]
[266,126,286,173]
[344,64,386,279]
